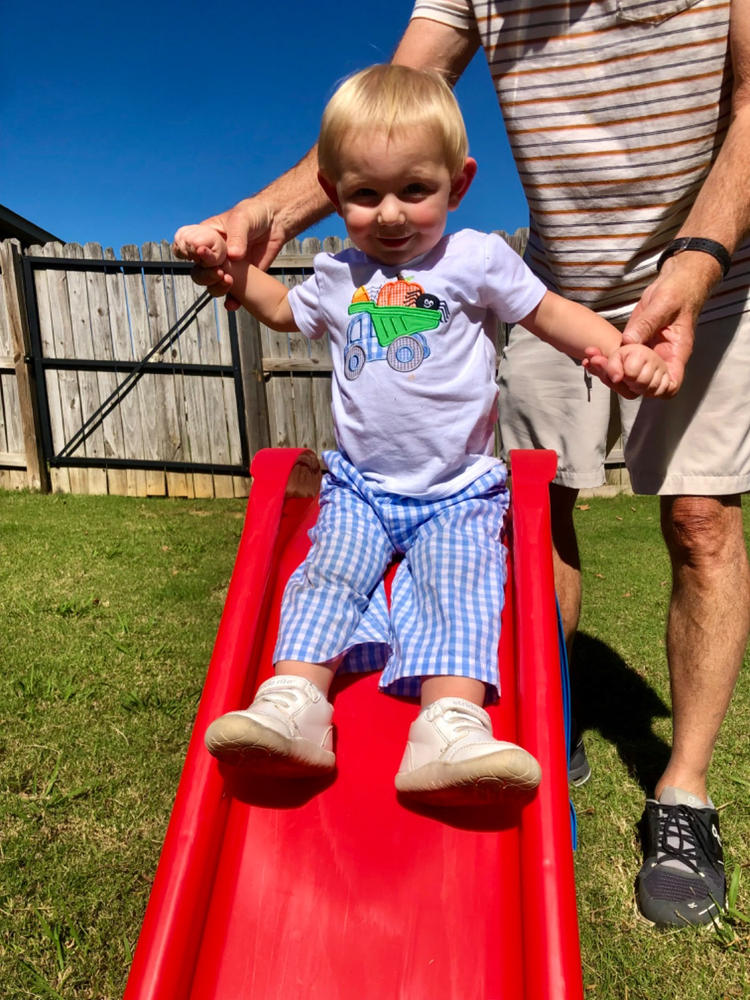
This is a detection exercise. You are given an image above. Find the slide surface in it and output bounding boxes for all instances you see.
[124,448,583,1000]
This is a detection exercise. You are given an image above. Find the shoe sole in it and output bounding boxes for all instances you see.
[636,893,722,928]
[569,762,592,787]
[395,749,542,806]
[204,715,335,776]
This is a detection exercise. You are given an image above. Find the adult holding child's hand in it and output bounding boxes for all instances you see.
[174,148,332,308]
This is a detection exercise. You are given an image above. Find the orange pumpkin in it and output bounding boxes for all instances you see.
[376,279,423,308]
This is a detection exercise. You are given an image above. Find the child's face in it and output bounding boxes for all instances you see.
[319,127,475,266]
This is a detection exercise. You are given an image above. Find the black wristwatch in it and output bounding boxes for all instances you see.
[656,237,731,279]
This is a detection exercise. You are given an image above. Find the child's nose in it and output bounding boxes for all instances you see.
[377,196,406,227]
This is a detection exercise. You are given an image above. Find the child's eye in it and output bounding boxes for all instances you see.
[403,183,429,198]
[351,188,378,203]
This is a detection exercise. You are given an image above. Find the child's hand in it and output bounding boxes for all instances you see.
[173,223,227,266]
[584,343,678,399]
[172,224,234,298]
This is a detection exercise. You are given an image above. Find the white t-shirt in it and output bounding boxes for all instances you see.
[287,228,546,498]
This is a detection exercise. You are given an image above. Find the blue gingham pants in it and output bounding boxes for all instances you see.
[273,451,509,699]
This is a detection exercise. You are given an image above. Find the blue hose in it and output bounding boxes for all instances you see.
[556,596,578,851]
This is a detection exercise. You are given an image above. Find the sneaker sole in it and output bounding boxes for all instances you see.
[204,715,335,776]
[568,762,592,787]
[636,893,722,928]
[395,749,542,806]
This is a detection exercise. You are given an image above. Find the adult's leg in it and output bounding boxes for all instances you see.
[625,309,750,924]
[657,493,750,801]
[549,483,582,656]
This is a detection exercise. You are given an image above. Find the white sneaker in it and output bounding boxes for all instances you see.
[204,675,335,775]
[395,697,541,805]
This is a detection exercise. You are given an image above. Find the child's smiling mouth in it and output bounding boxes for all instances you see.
[377,234,412,247]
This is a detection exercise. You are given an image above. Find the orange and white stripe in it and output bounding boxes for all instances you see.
[412,0,749,322]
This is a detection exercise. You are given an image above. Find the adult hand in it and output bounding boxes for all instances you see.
[619,255,719,394]
[202,198,289,270]
[181,198,284,311]
[179,147,332,309]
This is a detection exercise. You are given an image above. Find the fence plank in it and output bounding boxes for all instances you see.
[213,298,250,497]
[194,291,233,498]
[153,242,194,498]
[0,251,23,474]
[305,237,336,454]
[63,243,108,494]
[46,243,91,493]
[101,247,147,496]
[263,240,301,449]
[142,241,190,498]
[235,308,270,458]
[260,240,336,455]
[81,243,129,495]
[285,239,320,453]
[26,244,69,492]
[0,241,49,489]
[120,245,166,496]
[0,270,11,459]
[171,267,214,497]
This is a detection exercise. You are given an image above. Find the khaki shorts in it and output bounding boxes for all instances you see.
[498,309,750,496]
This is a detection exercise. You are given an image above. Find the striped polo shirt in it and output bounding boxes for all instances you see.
[411,0,749,324]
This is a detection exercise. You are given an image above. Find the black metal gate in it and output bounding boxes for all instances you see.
[21,254,249,479]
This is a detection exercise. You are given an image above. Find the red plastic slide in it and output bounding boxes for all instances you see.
[124,448,582,1000]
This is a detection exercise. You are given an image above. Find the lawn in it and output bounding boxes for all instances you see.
[0,489,747,999]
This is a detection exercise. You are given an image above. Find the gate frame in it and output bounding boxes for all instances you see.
[21,254,250,479]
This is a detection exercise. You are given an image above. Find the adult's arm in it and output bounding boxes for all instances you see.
[198,147,331,274]
[391,15,480,81]
[621,0,750,388]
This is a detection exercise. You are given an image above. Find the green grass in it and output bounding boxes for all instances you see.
[0,490,747,999]
[0,492,246,999]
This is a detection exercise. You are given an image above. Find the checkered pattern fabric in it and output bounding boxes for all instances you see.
[273,451,509,699]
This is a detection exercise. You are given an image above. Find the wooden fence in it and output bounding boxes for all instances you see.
[0,231,629,497]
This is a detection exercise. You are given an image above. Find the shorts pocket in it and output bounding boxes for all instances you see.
[616,0,701,25]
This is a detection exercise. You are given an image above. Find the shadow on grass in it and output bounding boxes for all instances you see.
[571,632,671,795]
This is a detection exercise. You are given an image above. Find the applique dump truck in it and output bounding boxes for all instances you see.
[344,278,446,378]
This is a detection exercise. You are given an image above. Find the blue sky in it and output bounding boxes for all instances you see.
[2,2,527,252]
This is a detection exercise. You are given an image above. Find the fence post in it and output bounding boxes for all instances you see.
[0,240,50,491]
[236,308,270,459]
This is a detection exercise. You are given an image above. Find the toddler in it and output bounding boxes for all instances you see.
[174,64,674,806]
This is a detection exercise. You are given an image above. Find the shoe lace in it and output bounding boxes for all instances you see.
[656,805,718,877]
[442,708,486,739]
[257,688,302,712]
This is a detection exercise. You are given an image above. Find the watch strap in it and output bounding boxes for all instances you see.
[656,237,731,278]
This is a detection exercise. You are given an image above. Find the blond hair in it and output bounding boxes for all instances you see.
[318,64,468,180]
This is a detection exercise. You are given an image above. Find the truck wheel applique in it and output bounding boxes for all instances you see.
[345,344,366,380]
[343,275,448,380]
[386,335,424,372]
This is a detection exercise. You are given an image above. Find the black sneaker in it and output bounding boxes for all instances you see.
[568,735,591,786]
[636,786,725,927]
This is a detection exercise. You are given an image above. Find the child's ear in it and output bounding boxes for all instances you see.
[317,171,342,214]
[448,157,478,210]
